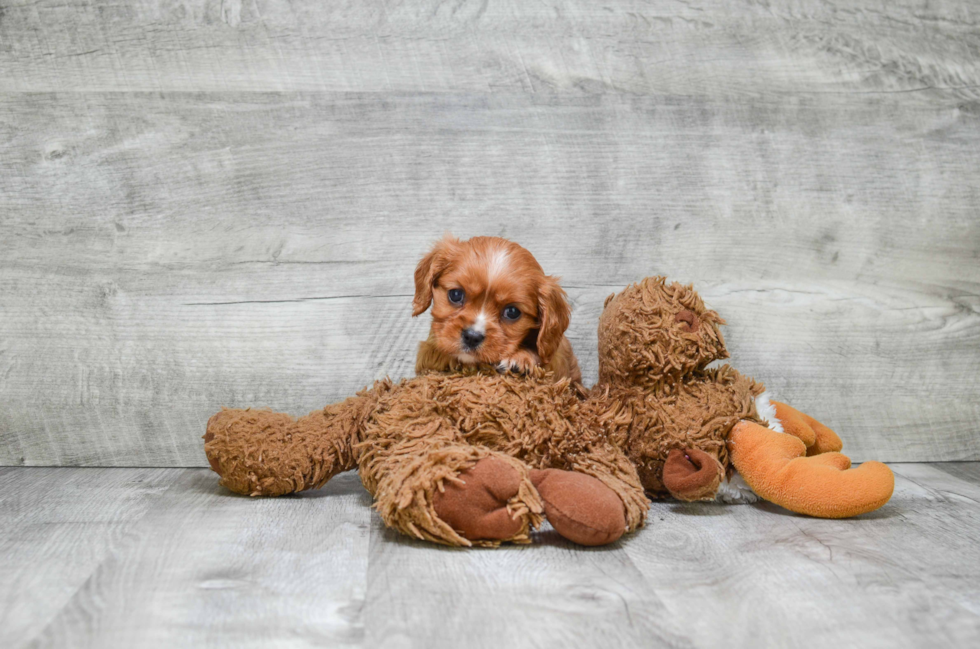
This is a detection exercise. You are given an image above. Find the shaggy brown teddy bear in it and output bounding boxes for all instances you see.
[594,277,895,518]
[204,370,649,547]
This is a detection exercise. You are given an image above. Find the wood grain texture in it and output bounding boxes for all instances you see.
[1,1,979,466]
[626,462,980,647]
[0,468,372,648]
[362,522,690,649]
[936,461,980,484]
[1,463,979,648]
[1,0,978,96]
[2,91,978,465]
[0,467,182,644]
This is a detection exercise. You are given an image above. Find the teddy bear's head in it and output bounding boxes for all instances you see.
[597,277,728,386]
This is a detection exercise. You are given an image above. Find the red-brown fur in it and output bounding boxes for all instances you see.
[412,235,581,383]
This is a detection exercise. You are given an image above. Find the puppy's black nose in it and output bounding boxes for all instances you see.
[461,328,485,349]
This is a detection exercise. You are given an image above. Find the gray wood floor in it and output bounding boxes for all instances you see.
[2,464,978,648]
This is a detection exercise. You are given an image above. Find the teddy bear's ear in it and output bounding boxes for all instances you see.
[412,235,458,316]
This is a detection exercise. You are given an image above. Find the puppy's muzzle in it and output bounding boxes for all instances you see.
[461,328,485,351]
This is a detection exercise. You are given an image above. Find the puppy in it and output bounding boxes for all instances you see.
[412,235,582,383]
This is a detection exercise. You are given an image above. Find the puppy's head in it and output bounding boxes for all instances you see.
[412,235,570,367]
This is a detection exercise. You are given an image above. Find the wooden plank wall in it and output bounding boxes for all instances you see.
[1,0,978,466]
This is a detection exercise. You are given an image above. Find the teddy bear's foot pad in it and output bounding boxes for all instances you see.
[432,457,525,542]
[530,469,627,546]
[662,448,725,501]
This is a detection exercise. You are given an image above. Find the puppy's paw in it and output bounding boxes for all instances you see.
[497,350,540,375]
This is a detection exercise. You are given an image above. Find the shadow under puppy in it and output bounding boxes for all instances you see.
[204,235,648,547]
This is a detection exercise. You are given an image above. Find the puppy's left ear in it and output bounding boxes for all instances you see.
[412,236,457,316]
[536,276,571,363]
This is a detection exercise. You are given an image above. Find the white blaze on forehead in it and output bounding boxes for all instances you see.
[487,249,509,283]
[472,311,487,334]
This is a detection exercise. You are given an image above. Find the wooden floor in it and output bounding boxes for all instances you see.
[2,464,978,648]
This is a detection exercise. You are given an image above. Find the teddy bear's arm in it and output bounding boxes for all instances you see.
[728,421,894,518]
[203,393,369,496]
[662,447,727,502]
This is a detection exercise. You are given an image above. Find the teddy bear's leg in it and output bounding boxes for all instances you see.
[529,444,648,545]
[771,401,844,456]
[529,469,628,546]
[661,448,726,502]
[728,421,894,518]
[365,437,544,547]
[203,393,368,496]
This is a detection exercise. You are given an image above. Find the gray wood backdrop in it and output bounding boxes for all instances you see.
[1,0,978,467]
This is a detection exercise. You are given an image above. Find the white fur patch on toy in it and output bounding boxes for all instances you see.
[755,391,784,433]
[716,473,760,504]
[716,392,786,504]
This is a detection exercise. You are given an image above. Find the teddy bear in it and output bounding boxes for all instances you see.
[593,276,895,518]
[203,276,894,549]
[204,368,651,547]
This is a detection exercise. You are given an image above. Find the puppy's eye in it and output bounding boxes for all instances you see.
[447,288,465,305]
[502,305,521,321]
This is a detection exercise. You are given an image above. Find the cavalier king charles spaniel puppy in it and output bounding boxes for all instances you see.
[412,235,581,383]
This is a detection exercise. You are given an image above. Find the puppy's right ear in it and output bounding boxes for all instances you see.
[412,236,457,316]
[536,275,571,363]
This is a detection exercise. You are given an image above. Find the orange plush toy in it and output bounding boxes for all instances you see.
[594,277,895,518]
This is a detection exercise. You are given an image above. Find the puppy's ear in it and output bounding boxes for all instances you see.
[412,236,457,316]
[536,276,571,362]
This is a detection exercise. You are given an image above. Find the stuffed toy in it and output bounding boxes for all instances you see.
[204,371,649,547]
[594,276,895,518]
[203,276,894,548]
